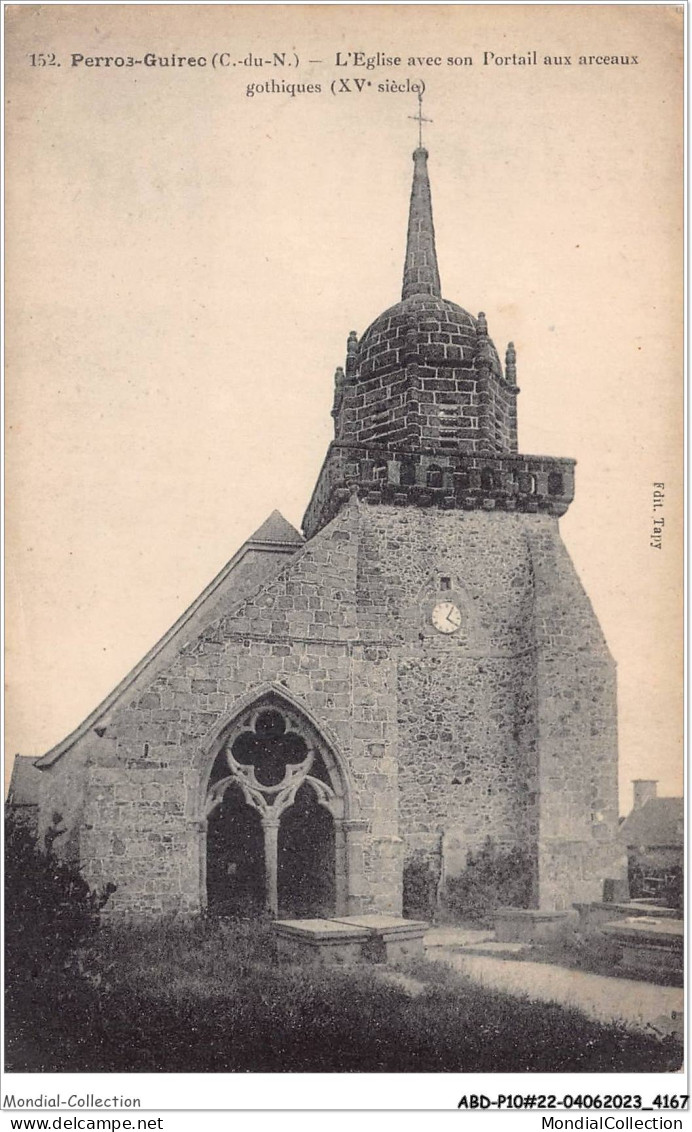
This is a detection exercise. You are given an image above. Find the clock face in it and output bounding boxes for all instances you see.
[432,601,462,634]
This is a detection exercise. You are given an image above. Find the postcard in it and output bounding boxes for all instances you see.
[3,1,685,1117]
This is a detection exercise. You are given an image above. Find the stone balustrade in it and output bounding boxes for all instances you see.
[304,442,575,538]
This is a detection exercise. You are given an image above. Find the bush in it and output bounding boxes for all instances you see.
[403,852,440,920]
[4,808,114,985]
[443,837,535,925]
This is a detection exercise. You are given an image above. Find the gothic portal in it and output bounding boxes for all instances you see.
[28,139,626,918]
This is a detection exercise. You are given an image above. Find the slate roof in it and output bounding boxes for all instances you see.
[620,797,684,848]
[7,756,41,807]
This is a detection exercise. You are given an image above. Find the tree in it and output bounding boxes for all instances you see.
[5,808,114,984]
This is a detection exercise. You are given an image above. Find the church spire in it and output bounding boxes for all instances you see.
[401,116,441,300]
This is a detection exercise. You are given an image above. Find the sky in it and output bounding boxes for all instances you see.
[5,3,684,809]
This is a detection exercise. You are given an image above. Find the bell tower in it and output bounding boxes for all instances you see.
[306,144,573,539]
[304,124,625,914]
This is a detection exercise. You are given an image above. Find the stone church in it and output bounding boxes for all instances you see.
[26,140,626,919]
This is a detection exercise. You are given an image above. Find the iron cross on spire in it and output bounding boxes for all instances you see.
[409,91,432,149]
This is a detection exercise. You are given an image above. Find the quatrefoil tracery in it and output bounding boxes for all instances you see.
[205,715,338,824]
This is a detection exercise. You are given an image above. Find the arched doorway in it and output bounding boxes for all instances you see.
[278,783,335,917]
[204,694,347,918]
[206,783,264,917]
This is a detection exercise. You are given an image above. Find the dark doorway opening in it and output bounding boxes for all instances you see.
[278,784,335,918]
[206,784,265,917]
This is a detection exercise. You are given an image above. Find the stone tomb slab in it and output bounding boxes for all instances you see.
[601,918,684,980]
[574,901,680,930]
[495,907,577,944]
[333,914,429,963]
[273,918,370,966]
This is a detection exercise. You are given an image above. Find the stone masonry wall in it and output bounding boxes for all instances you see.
[354,506,540,882]
[43,498,621,918]
[303,443,574,539]
[526,523,626,908]
[37,741,92,862]
[69,500,404,916]
[350,504,620,907]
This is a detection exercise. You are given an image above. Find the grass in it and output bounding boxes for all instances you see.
[5,917,683,1073]
[496,926,685,988]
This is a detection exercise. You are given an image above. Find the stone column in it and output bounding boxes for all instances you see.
[190,820,207,913]
[333,819,347,914]
[262,817,280,917]
[343,819,369,914]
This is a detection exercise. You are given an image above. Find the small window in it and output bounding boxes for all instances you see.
[548,471,563,496]
[400,459,416,486]
[440,577,451,591]
[427,464,443,489]
[480,467,494,491]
